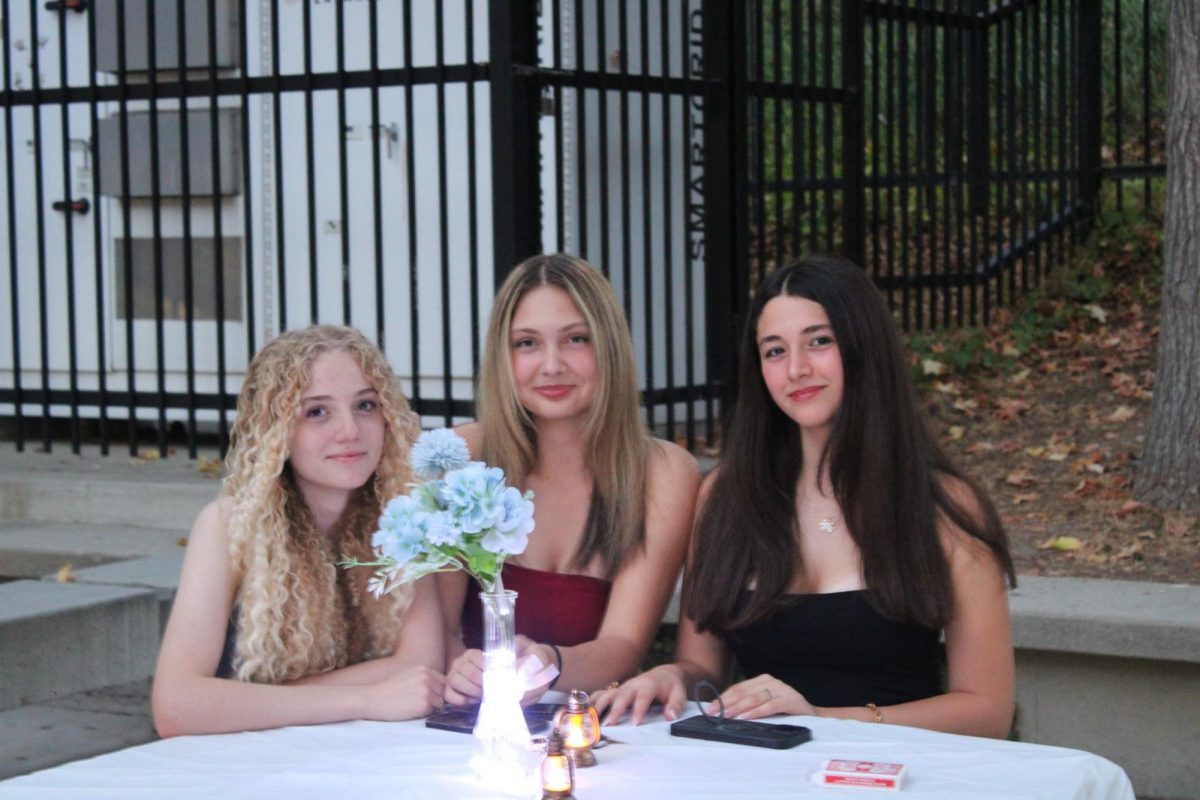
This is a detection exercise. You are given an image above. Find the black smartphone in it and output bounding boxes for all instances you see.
[669,714,812,749]
[425,703,561,734]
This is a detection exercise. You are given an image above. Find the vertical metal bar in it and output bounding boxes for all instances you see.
[115,0,138,454]
[898,0,912,329]
[913,0,927,328]
[943,8,955,325]
[619,0,632,322]
[640,0,655,430]
[575,0,588,256]
[841,0,865,267]
[146,0,168,454]
[790,0,802,262]
[1056,0,1068,270]
[885,0,897,311]
[821,0,835,255]
[436,3,453,426]
[1140,0,1150,209]
[489,0,541,285]
[370,0,385,347]
[2,6,23,450]
[238,0,255,364]
[1016,7,1027,304]
[954,0,967,325]
[771,0,783,266]
[271,0,287,331]
[967,0,988,217]
[552,0,565,253]
[753,1,765,274]
[702,0,743,427]
[466,0,481,376]
[869,2,880,279]
[807,0,818,253]
[176,0,198,457]
[336,0,351,323]
[29,0,52,449]
[596,0,609,272]
[87,0,109,452]
[682,0,696,450]
[1031,0,1042,293]
[57,5,81,451]
[208,0,229,451]
[302,0,317,322]
[403,0,421,410]
[1113,0,1123,210]
[660,0,675,439]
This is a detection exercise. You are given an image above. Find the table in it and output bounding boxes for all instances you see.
[0,712,1134,799]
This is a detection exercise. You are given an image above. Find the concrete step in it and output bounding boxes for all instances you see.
[0,580,162,712]
[0,520,187,580]
[0,443,218,530]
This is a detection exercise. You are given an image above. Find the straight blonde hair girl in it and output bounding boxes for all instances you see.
[476,254,650,577]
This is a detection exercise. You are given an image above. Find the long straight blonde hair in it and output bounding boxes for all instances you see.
[223,325,421,683]
[477,254,652,577]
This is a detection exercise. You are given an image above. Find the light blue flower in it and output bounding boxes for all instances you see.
[372,495,427,566]
[423,510,462,547]
[441,463,506,534]
[410,428,471,479]
[480,487,534,555]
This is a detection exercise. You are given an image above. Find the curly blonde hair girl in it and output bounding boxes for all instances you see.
[223,325,421,683]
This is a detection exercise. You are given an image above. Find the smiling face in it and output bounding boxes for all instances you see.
[508,284,598,424]
[757,294,845,435]
[287,349,386,512]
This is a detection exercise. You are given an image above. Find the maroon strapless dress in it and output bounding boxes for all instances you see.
[460,562,612,648]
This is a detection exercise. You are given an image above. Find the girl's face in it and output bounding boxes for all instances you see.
[509,285,598,424]
[288,350,385,508]
[756,294,844,434]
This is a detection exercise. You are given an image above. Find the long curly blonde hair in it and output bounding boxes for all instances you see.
[223,325,421,683]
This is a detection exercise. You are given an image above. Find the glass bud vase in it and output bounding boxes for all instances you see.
[469,589,534,794]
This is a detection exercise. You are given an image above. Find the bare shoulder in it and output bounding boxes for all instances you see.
[453,421,483,459]
[935,475,1002,573]
[649,438,700,478]
[191,496,233,540]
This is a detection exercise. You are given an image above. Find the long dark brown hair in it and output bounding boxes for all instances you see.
[685,256,1014,633]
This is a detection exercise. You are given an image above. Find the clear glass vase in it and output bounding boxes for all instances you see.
[469,589,536,794]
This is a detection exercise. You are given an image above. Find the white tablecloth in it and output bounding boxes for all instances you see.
[0,712,1134,799]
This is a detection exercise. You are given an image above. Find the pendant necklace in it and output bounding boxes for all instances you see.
[799,498,842,534]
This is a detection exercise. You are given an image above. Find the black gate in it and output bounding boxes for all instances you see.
[0,0,1167,458]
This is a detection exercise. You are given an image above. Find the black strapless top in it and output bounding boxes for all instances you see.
[724,590,943,707]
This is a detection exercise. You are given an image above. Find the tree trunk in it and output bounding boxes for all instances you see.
[1135,0,1200,512]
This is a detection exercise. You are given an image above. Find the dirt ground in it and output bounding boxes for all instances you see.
[917,218,1199,586]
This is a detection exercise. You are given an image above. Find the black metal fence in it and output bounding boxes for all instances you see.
[0,0,1167,458]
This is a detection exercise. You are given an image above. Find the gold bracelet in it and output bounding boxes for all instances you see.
[866,703,883,724]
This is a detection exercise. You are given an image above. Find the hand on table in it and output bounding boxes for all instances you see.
[708,674,815,721]
[443,638,555,707]
[592,664,689,726]
[365,665,445,721]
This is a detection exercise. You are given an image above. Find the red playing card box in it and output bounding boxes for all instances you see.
[811,759,908,791]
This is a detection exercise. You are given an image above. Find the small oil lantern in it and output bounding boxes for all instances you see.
[553,689,602,768]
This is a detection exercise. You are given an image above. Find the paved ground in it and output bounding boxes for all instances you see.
[0,679,157,780]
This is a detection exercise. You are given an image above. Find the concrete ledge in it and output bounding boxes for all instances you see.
[0,470,210,531]
[1010,577,1200,800]
[1010,576,1200,663]
[0,581,161,712]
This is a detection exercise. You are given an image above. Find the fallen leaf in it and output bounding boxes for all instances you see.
[1107,405,1137,423]
[1084,304,1109,323]
[196,457,223,477]
[953,398,979,414]
[1012,492,1041,504]
[1086,462,1106,475]
[56,563,76,583]
[176,537,189,547]
[1010,368,1031,384]
[1038,535,1083,551]
[923,359,947,377]
[1024,446,1046,458]
[1006,469,1035,487]
[136,448,161,462]
[934,381,962,395]
[947,425,965,441]
[966,441,996,454]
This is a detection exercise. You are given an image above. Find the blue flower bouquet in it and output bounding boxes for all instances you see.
[340,428,535,596]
